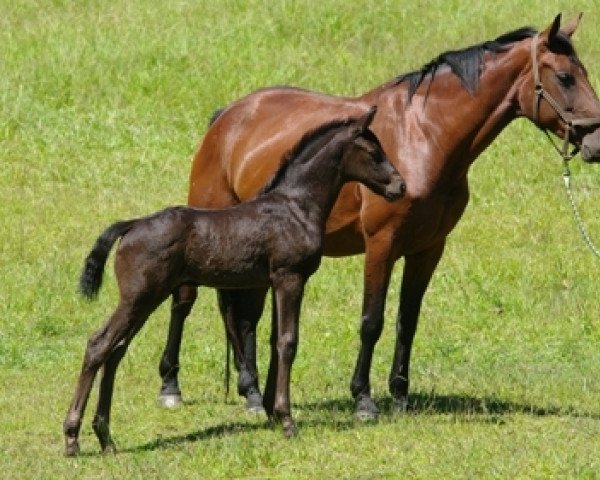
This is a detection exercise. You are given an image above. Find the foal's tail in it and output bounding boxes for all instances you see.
[79,219,138,299]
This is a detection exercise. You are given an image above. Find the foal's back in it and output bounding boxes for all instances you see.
[114,194,322,295]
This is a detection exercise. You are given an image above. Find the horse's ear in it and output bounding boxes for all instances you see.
[561,13,582,37]
[357,106,377,132]
[540,13,562,42]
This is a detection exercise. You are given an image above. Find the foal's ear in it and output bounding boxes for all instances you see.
[356,106,378,132]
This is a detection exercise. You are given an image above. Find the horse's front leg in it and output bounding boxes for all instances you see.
[158,285,197,408]
[266,273,304,437]
[388,242,445,412]
[350,233,396,421]
[218,287,268,413]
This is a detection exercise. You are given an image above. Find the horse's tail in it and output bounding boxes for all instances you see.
[79,219,138,300]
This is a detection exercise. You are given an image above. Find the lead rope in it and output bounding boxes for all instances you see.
[562,161,600,259]
[530,34,600,259]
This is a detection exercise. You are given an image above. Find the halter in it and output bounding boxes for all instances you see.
[530,33,600,259]
[530,33,600,161]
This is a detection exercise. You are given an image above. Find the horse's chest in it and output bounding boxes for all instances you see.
[402,187,470,250]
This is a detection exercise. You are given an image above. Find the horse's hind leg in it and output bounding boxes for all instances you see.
[63,303,139,456]
[218,287,268,413]
[158,285,197,407]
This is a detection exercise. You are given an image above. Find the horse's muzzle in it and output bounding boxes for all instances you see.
[581,128,600,163]
[384,175,407,201]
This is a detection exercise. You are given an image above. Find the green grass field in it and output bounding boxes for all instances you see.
[1,1,599,477]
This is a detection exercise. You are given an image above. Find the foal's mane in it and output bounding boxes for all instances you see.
[396,26,580,102]
[258,117,356,195]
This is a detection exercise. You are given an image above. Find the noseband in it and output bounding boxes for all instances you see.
[530,34,600,161]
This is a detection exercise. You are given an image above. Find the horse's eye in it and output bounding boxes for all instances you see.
[556,72,574,88]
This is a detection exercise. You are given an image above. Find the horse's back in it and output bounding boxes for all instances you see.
[188,87,371,209]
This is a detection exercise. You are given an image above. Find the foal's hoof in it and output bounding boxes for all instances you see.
[245,387,265,414]
[282,419,298,438]
[354,394,379,422]
[64,437,80,457]
[158,392,183,409]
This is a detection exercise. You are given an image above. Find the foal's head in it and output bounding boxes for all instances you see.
[260,107,406,201]
[336,107,406,201]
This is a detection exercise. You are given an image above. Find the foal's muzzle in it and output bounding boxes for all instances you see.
[384,174,407,201]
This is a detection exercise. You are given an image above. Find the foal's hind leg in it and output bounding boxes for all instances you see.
[158,285,197,408]
[218,287,268,413]
[92,306,152,454]
[92,340,128,454]
[64,303,140,456]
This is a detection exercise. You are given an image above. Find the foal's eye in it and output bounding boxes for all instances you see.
[556,72,574,88]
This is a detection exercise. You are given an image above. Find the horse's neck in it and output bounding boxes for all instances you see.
[372,45,530,185]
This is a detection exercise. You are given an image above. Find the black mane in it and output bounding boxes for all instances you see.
[396,26,540,102]
[258,117,355,195]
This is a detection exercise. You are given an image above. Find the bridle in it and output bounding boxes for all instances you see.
[530,33,600,259]
[530,33,600,160]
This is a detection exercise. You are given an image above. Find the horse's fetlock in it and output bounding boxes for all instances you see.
[389,373,409,398]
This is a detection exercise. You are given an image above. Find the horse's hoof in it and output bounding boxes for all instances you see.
[354,394,379,422]
[245,388,265,414]
[392,396,409,415]
[101,442,117,455]
[158,393,183,409]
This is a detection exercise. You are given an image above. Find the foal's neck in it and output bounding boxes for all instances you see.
[273,143,346,224]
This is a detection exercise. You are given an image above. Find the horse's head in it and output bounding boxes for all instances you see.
[340,107,406,201]
[519,14,600,162]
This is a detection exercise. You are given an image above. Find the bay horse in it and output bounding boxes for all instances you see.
[63,109,406,456]
[157,14,600,419]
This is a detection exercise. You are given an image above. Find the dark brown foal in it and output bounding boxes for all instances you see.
[63,108,405,456]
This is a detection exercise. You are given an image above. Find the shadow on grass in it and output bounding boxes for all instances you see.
[301,391,599,419]
[115,390,598,454]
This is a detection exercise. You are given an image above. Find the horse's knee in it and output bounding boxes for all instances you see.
[359,315,383,344]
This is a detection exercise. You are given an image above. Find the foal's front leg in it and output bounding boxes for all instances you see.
[264,273,304,437]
